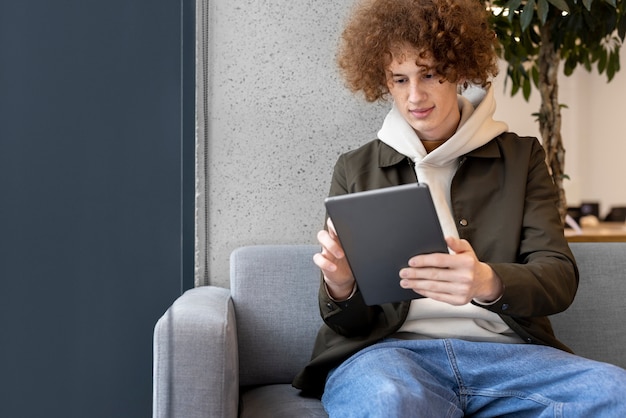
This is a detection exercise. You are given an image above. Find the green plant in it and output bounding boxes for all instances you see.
[485,0,626,221]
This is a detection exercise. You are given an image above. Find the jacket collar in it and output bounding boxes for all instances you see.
[377,140,410,168]
[377,135,502,168]
[465,136,502,158]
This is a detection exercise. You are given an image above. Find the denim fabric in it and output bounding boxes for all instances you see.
[322,338,626,417]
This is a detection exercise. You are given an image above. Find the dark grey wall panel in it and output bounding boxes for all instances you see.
[0,1,194,416]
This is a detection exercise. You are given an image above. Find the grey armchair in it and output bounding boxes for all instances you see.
[153,243,626,418]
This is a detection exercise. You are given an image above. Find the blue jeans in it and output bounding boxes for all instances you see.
[322,338,626,417]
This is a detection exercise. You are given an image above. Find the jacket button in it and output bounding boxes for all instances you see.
[501,303,509,311]
[459,218,468,227]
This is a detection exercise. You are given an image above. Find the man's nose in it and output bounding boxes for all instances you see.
[408,81,426,103]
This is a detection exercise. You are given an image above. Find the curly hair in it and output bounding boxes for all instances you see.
[337,0,499,102]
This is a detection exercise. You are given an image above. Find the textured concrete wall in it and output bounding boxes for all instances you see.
[201,0,387,287]
[200,1,626,288]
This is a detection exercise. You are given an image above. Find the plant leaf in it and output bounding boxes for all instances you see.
[523,76,532,100]
[582,0,593,11]
[511,82,521,97]
[531,111,541,122]
[607,50,619,80]
[537,0,549,24]
[598,49,608,73]
[583,52,592,72]
[532,64,540,88]
[504,0,523,23]
[618,11,626,41]
[504,0,523,11]
[521,0,536,32]
[547,0,570,12]
[563,56,575,76]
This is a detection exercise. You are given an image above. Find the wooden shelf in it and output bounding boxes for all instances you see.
[565,222,626,242]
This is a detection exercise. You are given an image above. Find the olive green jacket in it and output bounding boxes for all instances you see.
[292,133,578,397]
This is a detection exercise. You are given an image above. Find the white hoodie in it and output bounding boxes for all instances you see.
[378,85,507,238]
[378,86,522,343]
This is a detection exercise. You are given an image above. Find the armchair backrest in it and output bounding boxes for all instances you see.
[230,245,322,387]
[230,242,626,389]
[550,242,626,368]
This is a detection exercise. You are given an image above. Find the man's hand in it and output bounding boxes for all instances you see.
[313,218,356,300]
[399,236,503,305]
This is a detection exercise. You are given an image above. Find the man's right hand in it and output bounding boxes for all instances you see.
[313,218,356,300]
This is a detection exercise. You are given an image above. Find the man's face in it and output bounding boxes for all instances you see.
[386,50,461,144]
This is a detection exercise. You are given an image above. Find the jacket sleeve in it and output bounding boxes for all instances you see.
[481,138,579,318]
[318,153,380,337]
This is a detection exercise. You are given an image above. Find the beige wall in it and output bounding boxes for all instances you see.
[200,0,626,287]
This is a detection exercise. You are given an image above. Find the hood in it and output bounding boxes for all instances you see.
[377,84,508,167]
[376,85,508,239]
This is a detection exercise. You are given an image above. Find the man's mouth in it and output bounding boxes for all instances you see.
[409,106,433,118]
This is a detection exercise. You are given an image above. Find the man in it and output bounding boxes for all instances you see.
[293,0,626,416]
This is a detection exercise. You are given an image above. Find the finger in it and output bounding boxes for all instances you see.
[327,217,338,238]
[407,251,450,269]
[317,229,344,259]
[400,274,472,303]
[400,266,451,282]
[445,236,472,254]
[313,252,337,273]
[417,289,472,306]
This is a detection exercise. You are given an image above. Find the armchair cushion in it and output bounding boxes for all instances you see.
[239,385,327,418]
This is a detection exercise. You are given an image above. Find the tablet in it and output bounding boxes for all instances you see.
[324,183,448,306]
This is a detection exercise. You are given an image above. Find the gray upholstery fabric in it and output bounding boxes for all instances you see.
[153,242,626,418]
[153,286,239,418]
[230,245,323,386]
[239,385,328,418]
[550,242,626,368]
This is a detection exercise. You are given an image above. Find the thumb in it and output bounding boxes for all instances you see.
[445,236,472,254]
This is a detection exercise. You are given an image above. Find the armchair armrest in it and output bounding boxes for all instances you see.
[153,286,238,418]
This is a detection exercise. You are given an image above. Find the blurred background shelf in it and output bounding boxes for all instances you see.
[565,222,626,242]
